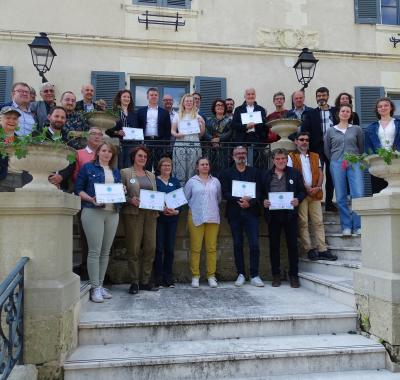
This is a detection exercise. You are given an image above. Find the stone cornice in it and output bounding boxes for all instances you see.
[0,29,399,62]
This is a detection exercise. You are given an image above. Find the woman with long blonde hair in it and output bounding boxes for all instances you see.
[171,94,205,182]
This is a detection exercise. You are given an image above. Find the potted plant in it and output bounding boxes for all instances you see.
[82,99,120,134]
[0,128,75,191]
[345,148,400,196]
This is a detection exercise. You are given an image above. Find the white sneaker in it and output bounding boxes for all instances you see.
[208,277,218,288]
[342,228,352,236]
[101,287,112,299]
[90,287,104,303]
[354,228,362,235]
[250,276,265,287]
[191,277,200,288]
[235,274,246,287]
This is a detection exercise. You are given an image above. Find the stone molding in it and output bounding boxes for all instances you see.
[257,28,319,49]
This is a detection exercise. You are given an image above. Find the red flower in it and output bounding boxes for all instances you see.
[341,160,348,170]
[3,136,14,145]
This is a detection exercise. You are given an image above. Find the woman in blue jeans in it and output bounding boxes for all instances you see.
[155,157,181,287]
[324,104,364,236]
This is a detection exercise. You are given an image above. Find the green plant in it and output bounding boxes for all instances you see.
[344,148,400,170]
[0,127,76,164]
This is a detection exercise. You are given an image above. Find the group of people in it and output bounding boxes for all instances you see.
[0,79,399,303]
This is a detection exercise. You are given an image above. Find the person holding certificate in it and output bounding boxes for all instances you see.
[219,146,264,287]
[74,142,121,303]
[184,157,221,288]
[120,145,159,294]
[261,148,306,289]
[105,90,139,168]
[154,157,182,288]
[171,94,205,183]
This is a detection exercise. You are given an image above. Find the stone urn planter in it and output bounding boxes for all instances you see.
[7,144,75,191]
[266,118,301,152]
[367,154,400,196]
[86,111,118,134]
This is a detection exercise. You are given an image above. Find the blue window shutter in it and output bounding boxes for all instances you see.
[134,0,158,5]
[355,85,385,196]
[354,0,380,24]
[0,66,13,104]
[165,0,190,8]
[194,76,227,119]
[91,71,125,109]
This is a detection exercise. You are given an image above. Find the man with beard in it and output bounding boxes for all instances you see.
[225,98,235,120]
[302,87,337,212]
[219,145,264,287]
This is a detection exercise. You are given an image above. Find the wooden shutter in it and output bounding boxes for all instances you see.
[354,0,380,24]
[355,86,385,196]
[0,66,13,104]
[194,76,227,119]
[91,71,125,109]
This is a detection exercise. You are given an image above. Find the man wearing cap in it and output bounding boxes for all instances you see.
[30,82,56,129]
[0,107,32,191]
[1,82,36,136]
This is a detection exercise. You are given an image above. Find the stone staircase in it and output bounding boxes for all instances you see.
[62,281,400,380]
[299,211,361,308]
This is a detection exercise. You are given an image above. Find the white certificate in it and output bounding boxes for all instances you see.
[240,111,262,125]
[269,192,294,210]
[94,183,126,204]
[123,127,144,141]
[232,180,256,199]
[139,189,165,211]
[165,188,187,209]
[179,119,200,135]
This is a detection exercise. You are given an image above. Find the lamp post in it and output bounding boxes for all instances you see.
[293,48,318,91]
[28,32,57,83]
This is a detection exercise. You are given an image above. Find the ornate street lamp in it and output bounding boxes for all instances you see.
[28,32,57,83]
[293,48,318,91]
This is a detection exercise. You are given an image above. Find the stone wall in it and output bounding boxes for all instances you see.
[107,202,289,283]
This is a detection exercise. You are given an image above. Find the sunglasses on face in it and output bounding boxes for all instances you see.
[297,138,309,142]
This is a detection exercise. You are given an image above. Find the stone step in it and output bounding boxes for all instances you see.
[79,310,357,346]
[64,333,385,380]
[299,258,360,279]
[299,272,355,308]
[326,233,361,248]
[328,245,361,261]
[323,221,342,234]
[322,211,341,223]
[215,369,400,379]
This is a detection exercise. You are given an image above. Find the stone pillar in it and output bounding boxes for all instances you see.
[0,190,81,379]
[353,194,400,362]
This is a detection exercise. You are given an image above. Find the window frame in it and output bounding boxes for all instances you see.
[132,0,191,9]
[381,0,400,25]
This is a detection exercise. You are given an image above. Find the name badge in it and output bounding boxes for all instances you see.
[130,178,136,184]
[168,183,174,187]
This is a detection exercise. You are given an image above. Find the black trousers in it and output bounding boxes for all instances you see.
[268,213,299,277]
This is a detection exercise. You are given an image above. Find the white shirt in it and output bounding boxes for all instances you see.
[378,118,396,150]
[288,154,321,188]
[246,105,255,113]
[333,124,353,134]
[145,106,158,137]
[85,146,94,154]
[12,101,35,136]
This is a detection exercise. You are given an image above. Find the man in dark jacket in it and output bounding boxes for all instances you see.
[219,145,263,287]
[261,148,306,288]
[75,84,102,112]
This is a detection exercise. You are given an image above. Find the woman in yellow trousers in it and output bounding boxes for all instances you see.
[184,157,221,288]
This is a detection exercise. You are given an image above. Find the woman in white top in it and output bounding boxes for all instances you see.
[364,97,400,194]
[171,94,205,183]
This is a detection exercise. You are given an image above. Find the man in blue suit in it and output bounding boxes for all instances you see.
[137,87,171,171]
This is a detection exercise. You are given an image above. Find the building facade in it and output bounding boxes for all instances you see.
[0,0,399,123]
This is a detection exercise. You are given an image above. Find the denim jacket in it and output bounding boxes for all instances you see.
[364,119,400,154]
[74,161,122,211]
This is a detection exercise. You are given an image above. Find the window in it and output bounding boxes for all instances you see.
[381,0,400,25]
[133,0,190,9]
[387,92,400,117]
[130,79,190,111]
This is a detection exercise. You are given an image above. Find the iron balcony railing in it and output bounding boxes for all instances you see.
[0,257,29,380]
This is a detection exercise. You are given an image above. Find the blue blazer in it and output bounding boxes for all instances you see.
[137,106,171,141]
[364,119,400,154]
[74,161,122,211]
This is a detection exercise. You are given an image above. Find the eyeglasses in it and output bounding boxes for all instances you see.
[14,89,30,95]
[43,89,54,93]
[297,138,309,142]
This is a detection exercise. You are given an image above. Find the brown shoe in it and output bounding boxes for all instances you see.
[272,275,281,287]
[289,275,300,288]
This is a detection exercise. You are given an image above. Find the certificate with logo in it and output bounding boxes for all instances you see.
[178,119,200,135]
[94,183,126,203]
[231,180,256,199]
[269,192,294,210]
[165,188,187,209]
[123,127,144,141]
[240,111,262,125]
[139,189,165,211]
